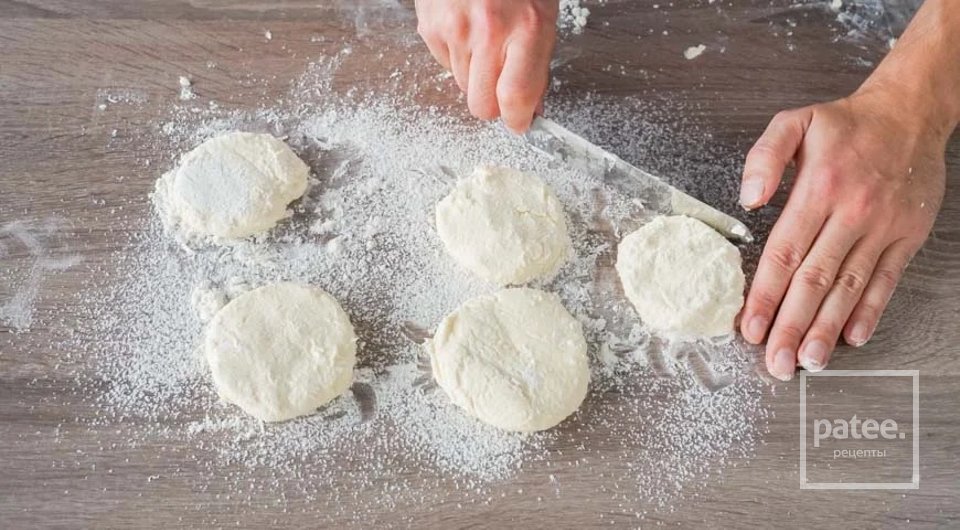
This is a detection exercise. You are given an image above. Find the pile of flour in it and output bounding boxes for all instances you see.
[558,0,597,34]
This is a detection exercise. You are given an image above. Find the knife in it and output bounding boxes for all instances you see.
[524,117,754,244]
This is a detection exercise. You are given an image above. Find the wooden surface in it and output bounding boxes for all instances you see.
[2,0,959,527]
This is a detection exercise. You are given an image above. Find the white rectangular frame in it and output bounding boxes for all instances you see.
[799,370,919,490]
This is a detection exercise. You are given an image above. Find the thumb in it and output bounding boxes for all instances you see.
[741,108,813,210]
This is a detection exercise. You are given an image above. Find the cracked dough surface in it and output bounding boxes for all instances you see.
[155,131,309,239]
[436,166,570,285]
[205,282,357,422]
[428,287,589,432]
[616,215,745,339]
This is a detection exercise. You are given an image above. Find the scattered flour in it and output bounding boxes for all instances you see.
[190,283,226,323]
[0,219,82,331]
[683,44,707,60]
[178,76,196,101]
[47,47,769,522]
[802,0,920,45]
[558,0,595,34]
[95,88,148,111]
[10,1,923,521]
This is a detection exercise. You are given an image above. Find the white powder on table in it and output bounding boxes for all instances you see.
[684,44,707,60]
[178,76,196,101]
[0,219,82,331]
[56,49,769,521]
[558,0,596,34]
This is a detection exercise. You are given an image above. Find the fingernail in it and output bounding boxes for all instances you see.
[772,347,795,381]
[848,323,871,347]
[799,340,829,372]
[739,177,765,209]
[745,315,769,344]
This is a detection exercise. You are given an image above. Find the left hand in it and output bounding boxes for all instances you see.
[738,82,948,381]
[414,0,558,133]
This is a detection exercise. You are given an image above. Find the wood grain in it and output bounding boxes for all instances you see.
[2,0,959,527]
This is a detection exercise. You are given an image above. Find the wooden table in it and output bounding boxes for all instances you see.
[2,0,958,527]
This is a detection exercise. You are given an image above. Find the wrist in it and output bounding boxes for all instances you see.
[857,0,960,137]
[855,72,958,143]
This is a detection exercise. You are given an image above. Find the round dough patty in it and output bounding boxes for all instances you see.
[156,132,309,239]
[616,215,745,339]
[204,283,357,422]
[428,288,589,432]
[436,166,570,285]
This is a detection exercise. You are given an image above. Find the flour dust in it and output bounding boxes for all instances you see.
[53,50,770,522]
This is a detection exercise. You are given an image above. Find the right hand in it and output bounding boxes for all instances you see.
[415,0,558,133]
[737,85,947,381]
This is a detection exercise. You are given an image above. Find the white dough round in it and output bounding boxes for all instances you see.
[436,166,570,285]
[616,215,745,339]
[428,287,589,432]
[204,283,357,422]
[155,132,309,239]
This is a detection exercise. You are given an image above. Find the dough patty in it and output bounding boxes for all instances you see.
[204,282,357,422]
[428,287,589,432]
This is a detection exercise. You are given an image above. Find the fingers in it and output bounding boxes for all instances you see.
[417,0,557,129]
[421,34,451,71]
[795,236,883,372]
[497,36,552,133]
[763,216,860,381]
[467,49,504,121]
[740,188,829,347]
[449,48,471,93]
[843,238,916,347]
[740,108,813,209]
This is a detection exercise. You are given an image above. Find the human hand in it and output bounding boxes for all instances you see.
[415,0,558,133]
[738,82,949,381]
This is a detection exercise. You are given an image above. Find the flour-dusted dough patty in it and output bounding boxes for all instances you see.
[155,132,309,239]
[204,283,357,422]
[616,215,745,339]
[436,166,571,285]
[428,288,589,432]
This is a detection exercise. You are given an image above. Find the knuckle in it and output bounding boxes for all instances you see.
[872,266,902,292]
[517,3,548,32]
[775,321,807,342]
[773,109,797,123]
[809,318,842,341]
[815,167,842,196]
[474,3,504,34]
[839,191,876,227]
[445,15,470,42]
[747,140,782,163]
[766,241,806,274]
[749,289,782,315]
[856,301,884,327]
[795,264,835,293]
[834,268,869,295]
